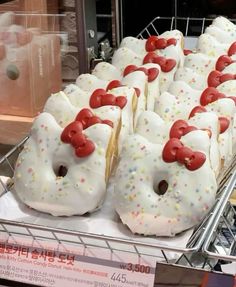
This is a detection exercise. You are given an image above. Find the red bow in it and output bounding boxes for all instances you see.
[61,121,95,158]
[215,55,235,72]
[200,87,236,106]
[143,52,176,72]
[169,120,198,139]
[145,36,177,52]
[90,88,127,109]
[61,108,114,157]
[162,138,206,171]
[75,108,113,129]
[228,41,236,57]
[188,105,230,134]
[123,65,159,82]
[208,70,236,88]
[106,80,141,98]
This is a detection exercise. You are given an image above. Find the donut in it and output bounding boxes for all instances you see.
[92,61,161,111]
[114,130,217,236]
[112,46,178,93]
[136,111,221,177]
[63,81,137,152]
[197,34,230,57]
[119,30,184,66]
[14,112,114,216]
[155,84,235,165]
[211,16,236,35]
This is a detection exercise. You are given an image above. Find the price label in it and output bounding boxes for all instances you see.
[0,241,156,287]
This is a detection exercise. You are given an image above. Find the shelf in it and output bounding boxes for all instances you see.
[0,115,34,145]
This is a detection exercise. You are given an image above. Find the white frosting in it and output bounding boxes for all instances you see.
[205,25,236,44]
[92,62,122,81]
[212,16,236,34]
[114,131,217,236]
[197,34,229,57]
[112,47,143,74]
[174,67,207,90]
[76,73,108,92]
[184,53,216,75]
[121,70,147,124]
[14,112,113,216]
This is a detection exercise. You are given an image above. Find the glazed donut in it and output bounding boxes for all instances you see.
[197,34,231,57]
[14,112,114,216]
[119,30,184,66]
[155,86,235,165]
[112,46,178,93]
[63,81,137,152]
[92,61,161,111]
[135,110,221,177]
[114,130,217,236]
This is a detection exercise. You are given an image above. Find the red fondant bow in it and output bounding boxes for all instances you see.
[143,52,176,72]
[162,138,206,171]
[61,121,95,158]
[145,36,177,52]
[61,108,114,157]
[169,120,197,139]
[188,105,230,134]
[228,41,236,57]
[106,80,141,98]
[123,65,159,82]
[208,70,236,88]
[90,88,127,109]
[200,87,236,106]
[215,55,235,72]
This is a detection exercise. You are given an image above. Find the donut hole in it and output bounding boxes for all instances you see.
[54,165,68,178]
[154,180,169,196]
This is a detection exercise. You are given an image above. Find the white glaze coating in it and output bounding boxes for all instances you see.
[197,34,229,57]
[212,16,236,34]
[92,62,122,81]
[174,67,207,90]
[205,25,236,44]
[184,53,216,75]
[14,112,113,216]
[114,131,217,236]
[76,73,108,92]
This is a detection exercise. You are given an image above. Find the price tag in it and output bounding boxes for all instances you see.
[0,241,156,287]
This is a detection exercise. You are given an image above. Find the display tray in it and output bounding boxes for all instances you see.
[0,137,236,267]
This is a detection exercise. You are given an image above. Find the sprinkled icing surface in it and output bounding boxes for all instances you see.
[205,25,236,44]
[114,132,217,236]
[184,53,216,75]
[174,67,207,90]
[197,34,229,57]
[14,112,113,216]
